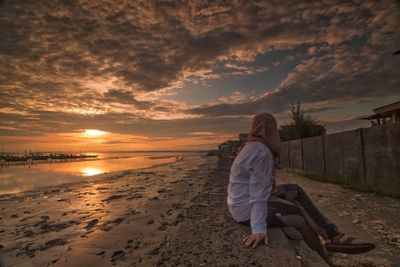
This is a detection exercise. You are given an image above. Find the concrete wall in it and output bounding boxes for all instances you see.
[289,139,303,170]
[280,142,290,168]
[363,124,400,195]
[279,124,400,197]
[303,136,324,174]
[324,129,364,184]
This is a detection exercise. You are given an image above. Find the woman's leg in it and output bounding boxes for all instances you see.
[238,200,329,260]
[272,185,375,254]
[267,201,328,260]
[275,184,340,239]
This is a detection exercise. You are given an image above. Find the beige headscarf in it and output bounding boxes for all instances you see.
[246,112,281,157]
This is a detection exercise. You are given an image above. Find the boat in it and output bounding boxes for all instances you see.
[81,154,98,158]
[31,155,49,160]
[4,156,29,162]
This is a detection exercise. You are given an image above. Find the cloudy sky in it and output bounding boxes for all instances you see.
[0,0,399,152]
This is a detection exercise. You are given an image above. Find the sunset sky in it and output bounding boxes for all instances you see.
[0,0,399,152]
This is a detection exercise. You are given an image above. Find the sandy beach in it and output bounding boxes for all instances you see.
[1,153,399,267]
[0,153,218,267]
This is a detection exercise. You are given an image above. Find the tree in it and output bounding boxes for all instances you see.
[279,101,326,141]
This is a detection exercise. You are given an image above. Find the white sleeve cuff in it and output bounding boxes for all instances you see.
[251,226,267,234]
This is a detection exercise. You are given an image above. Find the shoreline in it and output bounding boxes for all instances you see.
[0,155,182,198]
[0,153,218,266]
[0,152,181,168]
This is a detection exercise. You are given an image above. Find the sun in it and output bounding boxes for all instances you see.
[84,129,106,137]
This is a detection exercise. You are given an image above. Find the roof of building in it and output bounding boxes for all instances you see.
[373,101,400,114]
[358,114,390,120]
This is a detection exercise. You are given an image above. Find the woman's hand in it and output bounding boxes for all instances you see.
[243,233,268,248]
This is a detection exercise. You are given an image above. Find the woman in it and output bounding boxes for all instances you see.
[227,112,375,257]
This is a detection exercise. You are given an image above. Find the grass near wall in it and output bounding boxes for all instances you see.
[283,168,400,199]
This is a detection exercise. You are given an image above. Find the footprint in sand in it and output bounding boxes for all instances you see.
[111,250,125,262]
[157,188,167,193]
[40,215,50,221]
[126,193,143,200]
[38,220,79,233]
[96,187,110,191]
[126,239,141,249]
[96,250,105,258]
[22,230,34,237]
[158,222,168,231]
[85,219,99,230]
[99,217,125,231]
[103,194,125,202]
[127,210,140,216]
[39,238,68,251]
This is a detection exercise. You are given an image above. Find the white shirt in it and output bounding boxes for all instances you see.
[227,142,274,234]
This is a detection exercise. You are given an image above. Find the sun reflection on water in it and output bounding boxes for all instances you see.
[81,167,104,176]
[0,153,179,194]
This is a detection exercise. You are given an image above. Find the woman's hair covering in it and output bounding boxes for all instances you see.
[247,112,281,157]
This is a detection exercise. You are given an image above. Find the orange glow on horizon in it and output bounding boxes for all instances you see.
[0,131,232,153]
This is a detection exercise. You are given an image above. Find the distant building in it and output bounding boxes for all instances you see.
[238,133,248,142]
[218,140,241,156]
[359,101,400,127]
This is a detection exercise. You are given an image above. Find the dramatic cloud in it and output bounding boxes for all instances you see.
[189,45,400,117]
[0,0,399,151]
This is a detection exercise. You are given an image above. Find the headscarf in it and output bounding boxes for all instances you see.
[246,112,281,157]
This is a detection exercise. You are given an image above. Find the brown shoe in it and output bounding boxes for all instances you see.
[325,233,375,254]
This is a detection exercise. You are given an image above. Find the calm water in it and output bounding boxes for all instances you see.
[0,152,185,195]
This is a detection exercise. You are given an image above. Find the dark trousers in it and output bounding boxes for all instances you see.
[242,184,340,239]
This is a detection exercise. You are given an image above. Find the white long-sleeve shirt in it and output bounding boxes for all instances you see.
[227,142,274,234]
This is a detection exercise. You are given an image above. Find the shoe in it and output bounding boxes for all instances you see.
[325,233,375,254]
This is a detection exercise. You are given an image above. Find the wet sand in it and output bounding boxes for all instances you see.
[0,153,178,195]
[0,153,218,266]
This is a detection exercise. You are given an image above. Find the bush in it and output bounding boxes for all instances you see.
[280,101,326,141]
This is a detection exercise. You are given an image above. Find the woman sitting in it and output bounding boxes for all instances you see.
[227,112,375,259]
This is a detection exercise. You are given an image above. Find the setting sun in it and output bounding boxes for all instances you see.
[84,129,106,137]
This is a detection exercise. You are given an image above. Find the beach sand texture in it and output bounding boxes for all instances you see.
[1,154,327,267]
[3,153,391,266]
[0,154,218,266]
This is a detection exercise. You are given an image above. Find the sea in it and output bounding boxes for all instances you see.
[0,151,195,195]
